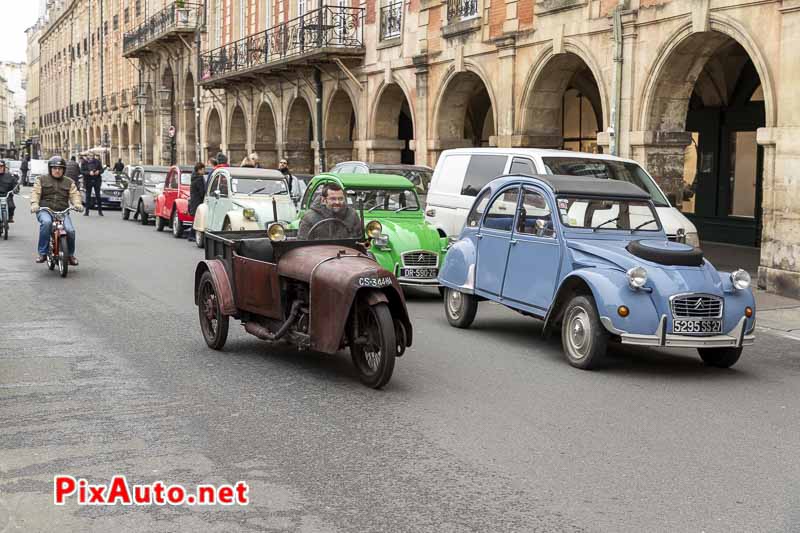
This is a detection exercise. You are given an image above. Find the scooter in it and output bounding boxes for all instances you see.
[38,206,78,278]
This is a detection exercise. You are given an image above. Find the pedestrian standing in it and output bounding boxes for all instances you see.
[20,156,29,186]
[240,156,255,168]
[249,152,262,168]
[279,158,306,206]
[84,154,104,216]
[113,158,124,173]
[188,162,206,241]
[65,156,81,189]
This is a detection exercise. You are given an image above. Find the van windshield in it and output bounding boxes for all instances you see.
[542,157,670,208]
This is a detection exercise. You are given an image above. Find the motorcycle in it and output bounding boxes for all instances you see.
[0,191,12,241]
[38,206,78,278]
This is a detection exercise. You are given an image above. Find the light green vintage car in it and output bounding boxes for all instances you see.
[192,167,297,248]
[294,173,448,287]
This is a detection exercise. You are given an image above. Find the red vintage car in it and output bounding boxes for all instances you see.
[155,165,194,237]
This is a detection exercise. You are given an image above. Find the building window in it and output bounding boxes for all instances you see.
[447,0,478,20]
[561,89,600,153]
[113,15,119,30]
[135,0,141,17]
[380,1,403,40]
[124,8,130,24]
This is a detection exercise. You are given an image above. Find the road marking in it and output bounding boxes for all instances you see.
[756,326,800,342]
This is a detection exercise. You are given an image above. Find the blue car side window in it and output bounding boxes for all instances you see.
[482,187,519,232]
[517,187,555,238]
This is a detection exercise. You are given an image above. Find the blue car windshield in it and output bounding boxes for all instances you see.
[558,197,661,231]
[542,157,670,208]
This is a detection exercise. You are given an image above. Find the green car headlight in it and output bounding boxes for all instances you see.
[366,220,382,239]
[242,207,257,221]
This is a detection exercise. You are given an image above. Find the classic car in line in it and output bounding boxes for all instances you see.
[329,162,434,204]
[196,228,413,388]
[120,165,169,224]
[295,173,448,287]
[439,174,756,369]
[192,167,298,248]
[83,169,124,210]
[154,165,194,237]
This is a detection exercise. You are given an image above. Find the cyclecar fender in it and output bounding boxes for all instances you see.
[194,259,237,316]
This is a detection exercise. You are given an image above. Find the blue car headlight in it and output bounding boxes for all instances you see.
[626,266,648,290]
[731,269,751,291]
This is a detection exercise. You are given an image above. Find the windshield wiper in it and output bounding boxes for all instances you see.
[591,216,620,231]
[394,206,417,212]
[632,219,657,231]
[367,205,383,212]
[248,187,266,196]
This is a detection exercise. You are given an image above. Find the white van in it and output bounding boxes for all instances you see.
[425,148,699,246]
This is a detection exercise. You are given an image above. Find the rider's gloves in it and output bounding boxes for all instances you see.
[31,206,39,214]
[73,205,84,213]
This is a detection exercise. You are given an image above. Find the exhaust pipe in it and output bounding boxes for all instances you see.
[244,301,302,341]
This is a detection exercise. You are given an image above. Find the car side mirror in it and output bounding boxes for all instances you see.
[120,179,128,189]
[535,219,547,236]
[213,189,221,199]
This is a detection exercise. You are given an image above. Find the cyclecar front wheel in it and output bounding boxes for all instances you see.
[350,302,396,389]
[198,271,229,350]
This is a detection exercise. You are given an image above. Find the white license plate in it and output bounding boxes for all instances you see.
[673,319,722,334]
[401,267,438,279]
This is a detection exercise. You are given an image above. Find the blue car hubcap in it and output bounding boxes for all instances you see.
[447,290,463,319]
[566,306,590,360]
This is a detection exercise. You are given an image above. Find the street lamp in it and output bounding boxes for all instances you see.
[136,88,148,164]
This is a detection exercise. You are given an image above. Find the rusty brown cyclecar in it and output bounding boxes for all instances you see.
[194,229,413,389]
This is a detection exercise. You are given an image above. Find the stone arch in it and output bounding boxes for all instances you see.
[183,71,197,164]
[131,122,141,163]
[254,100,278,168]
[228,105,248,165]
[432,65,498,155]
[636,20,773,247]
[324,88,357,168]
[639,16,775,132]
[111,123,120,163]
[121,122,130,163]
[206,107,223,162]
[144,83,157,164]
[519,45,607,151]
[285,96,315,174]
[370,81,415,164]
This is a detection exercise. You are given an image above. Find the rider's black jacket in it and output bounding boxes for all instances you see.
[0,171,18,194]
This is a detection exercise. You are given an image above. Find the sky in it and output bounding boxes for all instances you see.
[1,2,41,63]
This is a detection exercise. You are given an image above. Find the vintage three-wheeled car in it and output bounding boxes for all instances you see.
[195,226,413,388]
[439,174,756,369]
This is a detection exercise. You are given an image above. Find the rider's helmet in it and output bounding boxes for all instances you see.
[48,156,67,177]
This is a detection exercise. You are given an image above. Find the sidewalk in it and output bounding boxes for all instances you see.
[755,290,800,339]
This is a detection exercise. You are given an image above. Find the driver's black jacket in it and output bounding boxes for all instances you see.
[298,205,362,240]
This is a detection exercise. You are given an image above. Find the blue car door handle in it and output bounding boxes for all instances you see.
[477,234,483,239]
[509,239,518,245]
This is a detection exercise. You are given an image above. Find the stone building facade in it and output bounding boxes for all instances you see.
[33,0,800,297]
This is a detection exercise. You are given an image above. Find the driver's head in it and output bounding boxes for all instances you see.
[0,160,5,173]
[48,156,67,179]
[322,183,346,214]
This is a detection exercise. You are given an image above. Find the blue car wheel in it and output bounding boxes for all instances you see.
[444,288,478,329]
[561,294,607,370]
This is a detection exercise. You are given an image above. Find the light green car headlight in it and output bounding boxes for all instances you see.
[243,207,257,221]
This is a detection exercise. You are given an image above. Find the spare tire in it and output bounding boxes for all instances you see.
[626,239,704,267]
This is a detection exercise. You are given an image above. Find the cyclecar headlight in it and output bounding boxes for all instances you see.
[731,269,751,291]
[366,220,382,239]
[267,222,286,242]
[685,232,700,248]
[243,207,257,221]
[626,266,648,290]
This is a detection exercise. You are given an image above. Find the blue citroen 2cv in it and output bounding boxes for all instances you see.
[438,175,756,369]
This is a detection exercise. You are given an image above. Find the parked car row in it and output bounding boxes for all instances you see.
[120,148,754,371]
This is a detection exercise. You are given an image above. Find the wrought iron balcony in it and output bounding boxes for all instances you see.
[380,2,403,40]
[199,5,364,87]
[447,0,478,20]
[123,2,202,58]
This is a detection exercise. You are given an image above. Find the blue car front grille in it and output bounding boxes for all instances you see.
[670,294,723,319]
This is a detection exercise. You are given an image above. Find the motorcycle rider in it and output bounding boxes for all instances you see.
[30,156,84,265]
[0,160,18,223]
[298,182,362,240]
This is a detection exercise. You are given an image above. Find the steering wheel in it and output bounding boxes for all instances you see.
[307,217,352,240]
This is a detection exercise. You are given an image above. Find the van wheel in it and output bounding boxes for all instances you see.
[698,347,742,368]
[561,295,607,369]
[444,288,477,328]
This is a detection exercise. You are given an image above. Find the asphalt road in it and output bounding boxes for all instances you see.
[1,191,799,533]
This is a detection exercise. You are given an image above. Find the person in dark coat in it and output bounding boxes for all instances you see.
[84,155,104,216]
[113,158,124,173]
[65,156,81,188]
[20,156,29,185]
[0,160,18,222]
[187,162,206,241]
[298,183,362,240]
